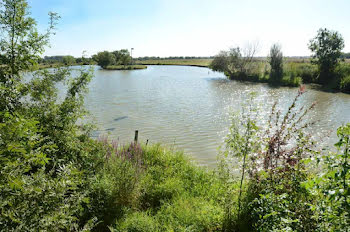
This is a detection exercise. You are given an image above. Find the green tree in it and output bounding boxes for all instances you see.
[62,55,76,65]
[0,0,59,111]
[210,51,229,73]
[113,49,132,66]
[210,43,258,79]
[309,28,345,84]
[93,51,115,68]
[268,43,283,83]
[0,0,98,230]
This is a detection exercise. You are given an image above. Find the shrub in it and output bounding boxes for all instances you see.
[281,75,303,87]
[294,63,318,83]
[84,141,145,231]
[221,88,319,231]
[336,63,350,92]
[340,75,350,92]
[156,197,224,231]
[211,43,259,80]
[268,44,284,83]
[116,212,160,232]
[304,124,350,231]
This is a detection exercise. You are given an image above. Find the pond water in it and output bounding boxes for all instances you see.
[84,65,350,166]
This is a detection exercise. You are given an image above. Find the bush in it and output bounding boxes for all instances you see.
[294,63,318,83]
[336,63,350,92]
[281,75,303,87]
[87,159,141,231]
[156,197,224,231]
[221,89,319,231]
[340,75,350,92]
[305,124,350,231]
[268,44,284,83]
[116,212,159,232]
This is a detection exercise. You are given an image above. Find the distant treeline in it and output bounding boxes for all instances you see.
[341,52,350,59]
[136,56,214,60]
[40,55,94,65]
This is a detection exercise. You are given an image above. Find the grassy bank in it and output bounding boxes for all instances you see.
[135,58,213,67]
[94,142,226,231]
[212,59,350,92]
[104,65,147,70]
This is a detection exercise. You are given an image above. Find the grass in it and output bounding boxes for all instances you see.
[135,58,213,67]
[90,141,226,231]
[218,59,350,91]
[104,65,147,70]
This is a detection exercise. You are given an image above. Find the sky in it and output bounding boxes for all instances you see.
[28,0,350,58]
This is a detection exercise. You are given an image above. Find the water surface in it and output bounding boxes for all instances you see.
[85,65,350,166]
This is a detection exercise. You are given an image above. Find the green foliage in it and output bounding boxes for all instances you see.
[268,44,283,83]
[93,51,116,68]
[304,124,350,231]
[0,0,59,78]
[87,155,142,231]
[210,32,350,92]
[41,55,93,67]
[281,75,303,87]
[210,51,229,72]
[287,62,318,83]
[336,63,350,92]
[341,52,350,59]
[93,49,133,69]
[321,124,350,230]
[107,144,225,231]
[117,212,160,232]
[105,65,147,70]
[210,45,259,81]
[221,89,320,231]
[136,58,212,67]
[340,75,350,92]
[63,55,76,65]
[0,0,100,230]
[309,28,345,84]
[113,49,132,66]
[155,196,224,231]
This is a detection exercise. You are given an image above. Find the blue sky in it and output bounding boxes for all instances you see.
[29,0,350,58]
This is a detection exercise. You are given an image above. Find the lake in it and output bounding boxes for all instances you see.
[84,65,350,166]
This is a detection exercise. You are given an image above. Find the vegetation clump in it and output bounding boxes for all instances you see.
[104,65,147,70]
[309,28,345,85]
[211,29,350,92]
[268,43,284,83]
[93,49,139,70]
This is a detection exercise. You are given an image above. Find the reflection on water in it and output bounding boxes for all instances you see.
[84,65,350,166]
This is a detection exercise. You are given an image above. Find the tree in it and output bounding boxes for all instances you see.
[93,51,115,68]
[0,0,59,111]
[309,28,344,84]
[0,0,97,230]
[113,49,131,66]
[210,51,229,73]
[268,43,283,83]
[210,42,259,79]
[62,55,76,65]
